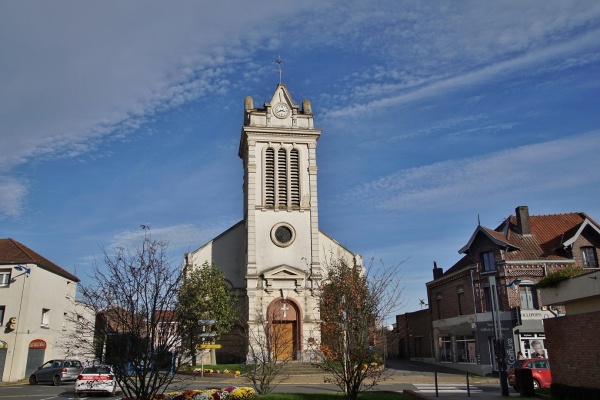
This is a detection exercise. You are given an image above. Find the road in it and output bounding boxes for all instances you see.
[0,359,513,400]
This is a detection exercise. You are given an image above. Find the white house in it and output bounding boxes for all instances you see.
[0,238,92,382]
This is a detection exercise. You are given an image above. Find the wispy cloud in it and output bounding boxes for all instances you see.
[346,130,600,212]
[0,176,28,218]
[325,28,600,119]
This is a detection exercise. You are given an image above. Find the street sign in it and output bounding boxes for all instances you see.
[197,344,222,349]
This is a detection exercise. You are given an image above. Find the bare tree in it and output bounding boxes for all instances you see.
[314,257,404,400]
[65,230,183,400]
[242,307,294,394]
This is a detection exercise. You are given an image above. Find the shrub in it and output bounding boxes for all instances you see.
[534,266,583,289]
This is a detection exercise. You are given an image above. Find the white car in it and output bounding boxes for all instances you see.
[74,365,118,397]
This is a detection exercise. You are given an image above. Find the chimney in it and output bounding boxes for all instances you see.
[516,206,531,236]
[433,261,444,280]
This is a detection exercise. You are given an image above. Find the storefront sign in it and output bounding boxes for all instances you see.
[520,310,555,320]
[0,340,7,349]
[29,339,47,349]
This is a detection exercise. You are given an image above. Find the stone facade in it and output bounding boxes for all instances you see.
[186,84,361,363]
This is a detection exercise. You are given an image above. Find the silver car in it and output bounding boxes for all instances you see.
[29,359,83,386]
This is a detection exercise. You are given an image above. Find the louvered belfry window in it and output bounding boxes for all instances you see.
[265,148,275,206]
[264,146,301,207]
[290,149,300,206]
[277,148,287,206]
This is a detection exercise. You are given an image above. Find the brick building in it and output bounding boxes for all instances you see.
[398,206,600,376]
[540,269,600,392]
[396,309,433,360]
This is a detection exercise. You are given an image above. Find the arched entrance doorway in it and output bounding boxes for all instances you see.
[267,298,301,361]
[25,339,46,378]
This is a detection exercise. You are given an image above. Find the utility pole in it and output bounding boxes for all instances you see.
[489,276,509,396]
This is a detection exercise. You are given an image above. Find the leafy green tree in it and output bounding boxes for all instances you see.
[176,261,237,365]
[316,258,404,400]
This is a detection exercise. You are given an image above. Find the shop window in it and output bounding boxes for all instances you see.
[456,335,476,363]
[438,336,452,362]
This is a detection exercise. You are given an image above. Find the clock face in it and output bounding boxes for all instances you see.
[271,223,295,247]
[273,102,290,118]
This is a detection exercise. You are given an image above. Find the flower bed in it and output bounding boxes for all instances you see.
[191,368,241,376]
[122,386,256,400]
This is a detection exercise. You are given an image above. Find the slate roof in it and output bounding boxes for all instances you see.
[442,211,600,277]
[0,238,79,282]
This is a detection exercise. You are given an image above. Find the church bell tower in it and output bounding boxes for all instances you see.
[238,84,323,360]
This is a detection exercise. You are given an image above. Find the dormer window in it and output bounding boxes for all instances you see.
[582,247,599,269]
[481,252,496,272]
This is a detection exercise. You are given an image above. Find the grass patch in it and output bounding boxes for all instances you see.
[259,393,410,400]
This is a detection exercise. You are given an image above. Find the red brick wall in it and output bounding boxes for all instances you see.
[396,309,433,358]
[544,311,600,389]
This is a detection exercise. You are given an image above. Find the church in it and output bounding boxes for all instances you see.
[185,83,362,362]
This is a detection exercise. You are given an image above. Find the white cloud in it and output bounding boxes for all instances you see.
[0,176,28,218]
[325,27,600,119]
[346,130,600,212]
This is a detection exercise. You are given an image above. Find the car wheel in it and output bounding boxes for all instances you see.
[52,375,61,386]
[29,375,37,385]
[533,379,540,390]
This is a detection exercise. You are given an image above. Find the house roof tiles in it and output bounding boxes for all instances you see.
[442,210,600,278]
[0,238,79,282]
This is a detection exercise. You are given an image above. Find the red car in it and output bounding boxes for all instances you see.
[508,358,551,390]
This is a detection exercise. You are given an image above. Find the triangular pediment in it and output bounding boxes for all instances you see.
[266,84,296,110]
[261,265,306,294]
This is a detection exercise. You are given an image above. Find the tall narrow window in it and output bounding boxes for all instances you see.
[582,247,599,268]
[457,289,464,315]
[0,305,5,325]
[41,308,50,327]
[290,149,300,206]
[277,148,287,206]
[436,295,442,319]
[520,285,539,309]
[265,148,275,206]
[482,252,496,272]
[483,286,492,312]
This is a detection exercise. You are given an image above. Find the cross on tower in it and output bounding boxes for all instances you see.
[275,56,283,84]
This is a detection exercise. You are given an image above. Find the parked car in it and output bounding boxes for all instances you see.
[75,365,119,397]
[29,359,83,386]
[508,358,551,390]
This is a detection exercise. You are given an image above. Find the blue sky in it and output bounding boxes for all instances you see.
[1,1,600,318]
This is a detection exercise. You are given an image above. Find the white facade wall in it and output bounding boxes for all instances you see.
[186,84,362,362]
[0,263,82,382]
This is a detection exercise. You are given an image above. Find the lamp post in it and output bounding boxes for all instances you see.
[8,265,31,382]
[468,265,480,365]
